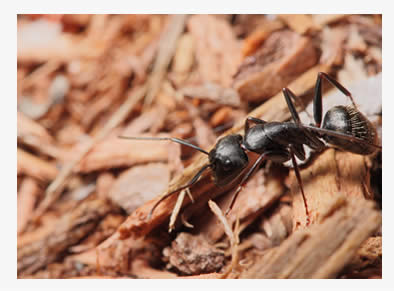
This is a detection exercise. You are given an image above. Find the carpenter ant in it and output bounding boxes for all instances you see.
[119,72,381,223]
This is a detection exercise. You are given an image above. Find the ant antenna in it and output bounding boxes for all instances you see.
[118,136,210,155]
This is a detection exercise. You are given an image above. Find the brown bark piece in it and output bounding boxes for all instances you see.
[340,236,381,278]
[320,26,348,68]
[35,84,147,219]
[162,232,225,275]
[18,177,41,233]
[108,163,170,214]
[240,197,381,278]
[290,149,368,229]
[347,25,368,54]
[260,203,293,247]
[187,15,242,87]
[17,111,53,142]
[242,19,284,57]
[17,19,76,63]
[312,14,347,26]
[233,30,318,102]
[17,148,59,182]
[122,106,168,136]
[18,198,114,276]
[75,134,170,173]
[69,213,124,254]
[209,106,233,128]
[96,172,116,199]
[180,82,241,107]
[348,15,382,47]
[143,14,187,107]
[278,14,318,35]
[171,33,194,76]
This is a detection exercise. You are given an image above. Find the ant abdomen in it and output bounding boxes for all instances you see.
[322,105,378,155]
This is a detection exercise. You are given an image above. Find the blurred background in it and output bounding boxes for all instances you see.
[17,14,382,279]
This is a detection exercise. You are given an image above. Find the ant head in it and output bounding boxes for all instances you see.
[208,134,249,186]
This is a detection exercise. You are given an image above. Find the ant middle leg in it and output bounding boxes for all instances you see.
[225,153,267,215]
[289,146,310,226]
[282,88,325,152]
[313,72,358,128]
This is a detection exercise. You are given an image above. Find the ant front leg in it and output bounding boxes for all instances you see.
[313,72,358,128]
[225,153,266,215]
[244,116,267,133]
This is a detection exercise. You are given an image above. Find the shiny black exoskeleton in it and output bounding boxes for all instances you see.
[119,72,381,220]
[321,105,378,155]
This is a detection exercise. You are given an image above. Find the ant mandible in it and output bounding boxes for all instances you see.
[119,72,381,223]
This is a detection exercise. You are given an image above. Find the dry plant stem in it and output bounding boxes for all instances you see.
[18,177,41,234]
[18,198,113,276]
[169,189,187,233]
[143,14,187,108]
[17,149,59,182]
[208,200,240,278]
[34,85,147,220]
[20,60,62,90]
[240,197,381,278]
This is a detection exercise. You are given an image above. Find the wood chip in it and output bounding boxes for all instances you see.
[233,30,318,102]
[17,111,53,143]
[240,197,381,278]
[108,163,170,214]
[241,19,284,57]
[35,85,146,218]
[75,134,170,173]
[172,33,194,75]
[143,14,187,108]
[162,232,225,275]
[17,148,59,182]
[291,148,369,228]
[278,14,319,35]
[18,198,114,276]
[319,26,348,68]
[340,236,381,278]
[18,178,41,233]
[312,14,347,26]
[180,82,241,107]
[188,15,242,87]
[96,172,116,199]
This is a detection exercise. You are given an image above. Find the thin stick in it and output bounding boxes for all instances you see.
[168,189,187,233]
[208,200,240,278]
[143,14,187,109]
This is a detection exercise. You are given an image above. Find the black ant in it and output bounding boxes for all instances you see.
[119,72,381,223]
